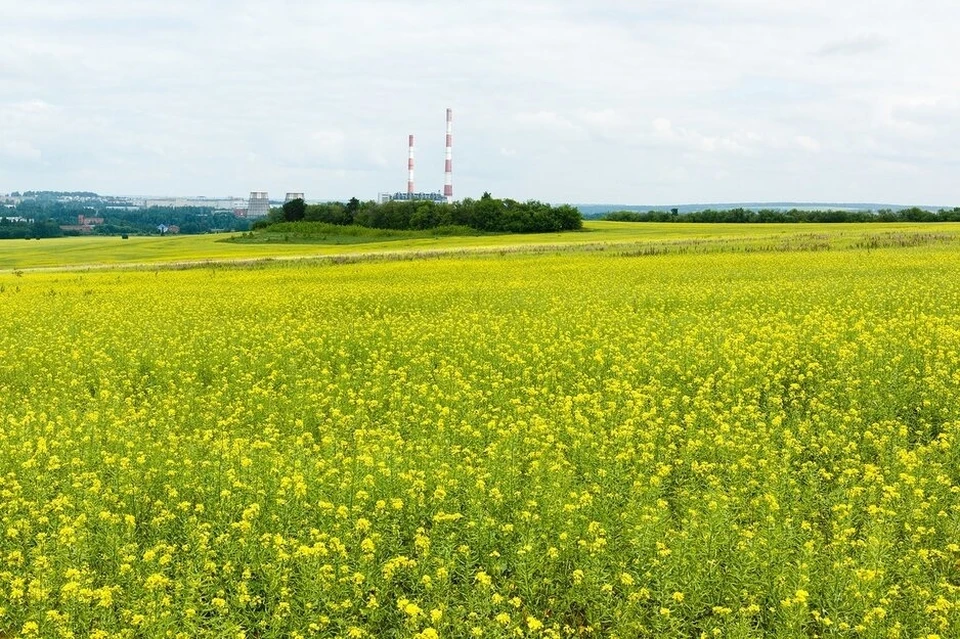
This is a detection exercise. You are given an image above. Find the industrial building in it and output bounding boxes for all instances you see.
[247,192,270,218]
[142,196,247,209]
[380,108,454,204]
[381,192,445,203]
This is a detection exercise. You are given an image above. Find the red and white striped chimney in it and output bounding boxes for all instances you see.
[443,108,453,203]
[407,134,415,195]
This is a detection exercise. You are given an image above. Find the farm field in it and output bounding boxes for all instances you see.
[1,230,960,637]
[3,221,960,270]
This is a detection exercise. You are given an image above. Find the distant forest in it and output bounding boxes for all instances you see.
[257,193,583,234]
[605,207,960,223]
[1,199,249,239]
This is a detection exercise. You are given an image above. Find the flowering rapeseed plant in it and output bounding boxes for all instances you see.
[0,241,959,636]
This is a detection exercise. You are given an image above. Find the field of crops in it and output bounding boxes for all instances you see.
[5,221,960,271]
[1,235,959,638]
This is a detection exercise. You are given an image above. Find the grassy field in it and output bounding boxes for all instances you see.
[3,221,960,270]
[1,227,959,637]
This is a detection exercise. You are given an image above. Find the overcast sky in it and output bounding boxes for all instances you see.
[2,0,959,205]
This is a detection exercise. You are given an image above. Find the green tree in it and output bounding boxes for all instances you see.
[245,193,583,235]
[282,198,306,222]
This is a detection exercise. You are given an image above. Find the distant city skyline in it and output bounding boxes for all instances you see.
[2,1,960,205]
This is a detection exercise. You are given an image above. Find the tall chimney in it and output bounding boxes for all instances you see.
[444,108,453,203]
[407,134,415,195]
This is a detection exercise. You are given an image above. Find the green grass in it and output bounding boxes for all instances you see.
[229,223,483,246]
[2,221,960,270]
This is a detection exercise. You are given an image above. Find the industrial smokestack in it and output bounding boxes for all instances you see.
[407,134,415,195]
[444,108,453,203]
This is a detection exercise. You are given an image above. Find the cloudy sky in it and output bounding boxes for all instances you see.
[2,1,959,205]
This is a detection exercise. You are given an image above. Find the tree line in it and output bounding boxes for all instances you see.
[1,201,250,238]
[605,207,960,223]
[0,218,63,239]
[95,208,249,235]
[259,193,583,234]
[14,190,100,198]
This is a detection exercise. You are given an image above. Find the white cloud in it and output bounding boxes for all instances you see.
[795,136,822,152]
[817,33,889,57]
[651,118,756,155]
[307,131,347,163]
[1,0,959,204]
[0,140,43,162]
[514,111,587,140]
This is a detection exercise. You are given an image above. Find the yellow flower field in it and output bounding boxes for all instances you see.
[1,240,959,637]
